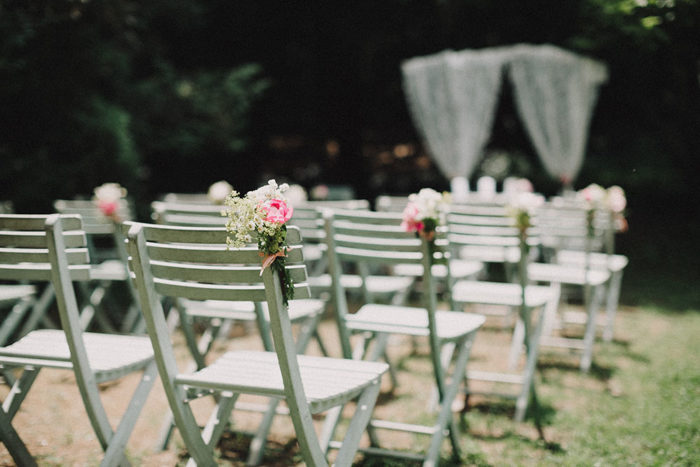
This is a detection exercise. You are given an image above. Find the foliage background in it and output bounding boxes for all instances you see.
[1,0,698,308]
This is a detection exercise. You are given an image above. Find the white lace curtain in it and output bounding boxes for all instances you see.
[401,49,507,181]
[509,44,608,187]
[401,44,607,189]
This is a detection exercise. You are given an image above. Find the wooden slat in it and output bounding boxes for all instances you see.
[131,223,303,246]
[144,243,305,265]
[148,261,308,284]
[0,247,89,265]
[0,214,82,231]
[0,230,86,248]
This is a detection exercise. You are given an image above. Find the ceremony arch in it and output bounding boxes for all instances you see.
[401,44,608,196]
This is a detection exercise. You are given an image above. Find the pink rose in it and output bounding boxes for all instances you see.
[260,198,293,224]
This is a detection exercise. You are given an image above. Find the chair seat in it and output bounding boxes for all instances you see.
[175,350,388,413]
[459,245,520,264]
[0,329,153,382]
[0,285,35,306]
[556,250,629,272]
[301,243,325,263]
[308,274,414,294]
[182,299,325,322]
[89,259,129,281]
[392,258,483,280]
[528,263,610,286]
[452,280,554,308]
[346,304,485,341]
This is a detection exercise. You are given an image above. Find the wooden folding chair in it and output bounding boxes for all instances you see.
[321,209,485,466]
[126,222,387,466]
[147,201,329,460]
[0,214,157,466]
[447,210,557,422]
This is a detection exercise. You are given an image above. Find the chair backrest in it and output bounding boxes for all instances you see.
[0,201,14,214]
[323,209,437,358]
[150,200,228,227]
[0,214,98,389]
[161,192,212,204]
[54,199,133,235]
[537,202,607,258]
[54,199,133,263]
[125,222,313,457]
[375,195,409,213]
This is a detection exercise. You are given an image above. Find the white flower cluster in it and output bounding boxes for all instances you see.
[407,188,450,224]
[224,180,289,248]
[507,191,544,215]
[247,179,289,203]
[578,183,626,213]
[93,183,127,203]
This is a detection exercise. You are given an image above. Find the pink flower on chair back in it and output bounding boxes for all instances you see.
[401,202,424,233]
[97,200,118,217]
[93,182,127,222]
[224,179,296,304]
[261,198,293,224]
[401,188,449,241]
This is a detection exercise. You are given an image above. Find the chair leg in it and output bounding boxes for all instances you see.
[246,316,322,465]
[201,392,239,449]
[424,336,475,466]
[580,284,605,372]
[0,295,36,346]
[333,378,383,467]
[3,367,40,419]
[0,406,37,467]
[603,270,623,342]
[100,362,158,467]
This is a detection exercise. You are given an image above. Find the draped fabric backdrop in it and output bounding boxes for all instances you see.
[401,49,507,181]
[508,45,608,188]
[401,44,607,190]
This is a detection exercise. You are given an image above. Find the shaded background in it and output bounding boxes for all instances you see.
[1,0,698,309]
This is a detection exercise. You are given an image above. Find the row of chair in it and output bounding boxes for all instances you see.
[0,190,628,465]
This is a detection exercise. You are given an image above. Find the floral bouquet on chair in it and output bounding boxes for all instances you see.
[401,188,450,241]
[93,182,128,222]
[224,180,295,304]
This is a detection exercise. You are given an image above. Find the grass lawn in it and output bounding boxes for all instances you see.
[216,304,700,466]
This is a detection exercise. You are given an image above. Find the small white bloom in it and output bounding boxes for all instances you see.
[606,186,626,213]
[207,180,233,204]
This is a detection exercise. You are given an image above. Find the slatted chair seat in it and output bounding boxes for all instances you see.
[528,262,610,286]
[452,280,555,308]
[392,258,483,280]
[88,259,129,281]
[177,350,388,412]
[182,298,326,322]
[0,329,153,381]
[126,222,388,466]
[557,250,628,271]
[0,285,35,305]
[347,304,486,340]
[308,273,414,295]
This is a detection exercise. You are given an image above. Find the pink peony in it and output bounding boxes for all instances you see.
[260,198,293,224]
[97,200,118,217]
[401,202,424,233]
